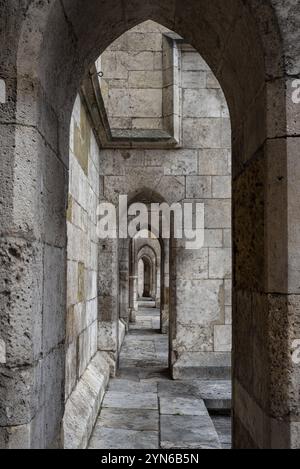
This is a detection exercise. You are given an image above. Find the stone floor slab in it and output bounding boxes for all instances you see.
[97,408,159,432]
[160,415,221,449]
[89,427,159,449]
[102,391,158,410]
[160,397,208,416]
[109,379,157,393]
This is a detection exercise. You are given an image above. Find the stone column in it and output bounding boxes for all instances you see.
[119,241,130,326]
[161,239,170,335]
[97,238,119,364]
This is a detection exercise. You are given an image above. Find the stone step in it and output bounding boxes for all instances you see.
[158,380,232,412]
[159,397,221,449]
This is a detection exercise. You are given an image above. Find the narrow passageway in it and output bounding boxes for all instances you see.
[88,308,231,450]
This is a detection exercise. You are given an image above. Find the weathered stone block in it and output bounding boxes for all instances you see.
[175,248,209,280]
[164,150,198,176]
[101,52,129,79]
[223,229,232,248]
[172,352,231,380]
[204,200,231,229]
[0,238,43,366]
[0,423,31,449]
[214,325,232,352]
[132,118,163,130]
[206,72,220,89]
[0,79,6,103]
[176,279,223,325]
[43,245,66,354]
[225,306,232,325]
[182,52,210,71]
[224,280,232,306]
[183,118,222,148]
[186,176,211,198]
[129,89,162,118]
[182,71,206,89]
[125,51,156,71]
[175,324,214,353]
[212,176,231,199]
[221,118,231,149]
[98,321,118,353]
[155,175,185,204]
[0,362,42,427]
[43,346,65,448]
[63,352,110,449]
[198,149,231,176]
[65,341,77,400]
[78,329,91,378]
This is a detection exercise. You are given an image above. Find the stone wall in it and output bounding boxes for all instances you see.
[64,96,112,448]
[63,20,232,446]
[172,42,232,378]
[66,95,99,401]
[98,22,170,133]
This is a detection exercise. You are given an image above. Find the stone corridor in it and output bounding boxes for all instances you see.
[88,308,231,449]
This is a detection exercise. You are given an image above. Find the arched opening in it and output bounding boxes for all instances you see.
[0,0,297,451]
[66,20,233,449]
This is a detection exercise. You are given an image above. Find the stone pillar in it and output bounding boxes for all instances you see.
[119,242,130,326]
[128,239,138,323]
[0,108,67,450]
[232,77,300,448]
[97,239,119,364]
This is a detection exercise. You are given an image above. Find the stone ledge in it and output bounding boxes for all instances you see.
[172,352,231,380]
[62,352,111,449]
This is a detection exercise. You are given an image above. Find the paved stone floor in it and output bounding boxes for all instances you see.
[89,308,232,449]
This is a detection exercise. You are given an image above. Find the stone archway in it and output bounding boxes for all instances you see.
[0,0,299,449]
